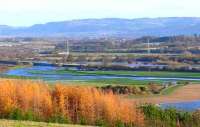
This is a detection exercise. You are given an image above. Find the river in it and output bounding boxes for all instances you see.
[161,101,200,111]
[3,65,200,82]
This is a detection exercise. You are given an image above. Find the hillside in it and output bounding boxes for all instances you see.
[1,17,200,37]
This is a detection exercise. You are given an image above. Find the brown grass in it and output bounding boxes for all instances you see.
[135,84,200,104]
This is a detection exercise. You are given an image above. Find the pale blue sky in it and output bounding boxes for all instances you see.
[0,0,199,26]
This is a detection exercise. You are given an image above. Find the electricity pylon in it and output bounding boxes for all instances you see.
[63,40,69,63]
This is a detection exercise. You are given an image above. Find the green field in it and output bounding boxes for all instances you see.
[160,84,185,95]
[0,120,94,127]
[30,69,200,78]
[86,78,162,86]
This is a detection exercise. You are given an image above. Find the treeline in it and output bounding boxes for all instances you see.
[98,84,164,95]
[80,64,200,72]
[54,35,200,53]
[136,35,200,43]
[0,79,144,127]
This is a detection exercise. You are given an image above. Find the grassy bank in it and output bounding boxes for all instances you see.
[0,120,93,127]
[160,84,185,95]
[9,65,29,70]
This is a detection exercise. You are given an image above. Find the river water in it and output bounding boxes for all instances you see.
[4,66,200,82]
[161,101,200,111]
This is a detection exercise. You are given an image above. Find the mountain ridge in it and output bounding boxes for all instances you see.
[1,17,200,37]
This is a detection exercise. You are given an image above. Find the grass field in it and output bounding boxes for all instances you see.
[0,120,94,127]
[86,78,162,85]
[30,69,200,78]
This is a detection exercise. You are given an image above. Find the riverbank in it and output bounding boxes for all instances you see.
[134,84,200,104]
[0,65,10,72]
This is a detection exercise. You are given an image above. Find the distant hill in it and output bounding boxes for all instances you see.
[1,17,200,37]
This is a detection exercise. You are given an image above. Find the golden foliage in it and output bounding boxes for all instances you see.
[0,79,52,119]
[0,79,144,126]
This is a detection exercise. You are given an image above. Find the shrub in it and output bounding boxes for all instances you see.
[9,108,23,120]
[48,113,69,124]
[142,105,195,127]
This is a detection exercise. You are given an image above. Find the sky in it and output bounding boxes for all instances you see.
[0,0,199,26]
